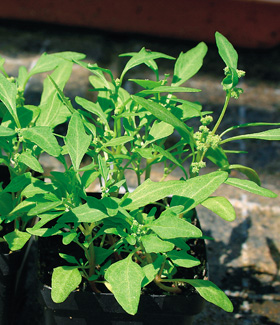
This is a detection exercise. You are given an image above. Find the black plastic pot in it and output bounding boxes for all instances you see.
[40,284,205,325]
[0,248,23,325]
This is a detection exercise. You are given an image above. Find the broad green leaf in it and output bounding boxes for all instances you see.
[172,42,208,86]
[75,96,109,126]
[36,61,73,127]
[52,51,86,62]
[22,126,61,157]
[225,178,277,198]
[58,197,109,223]
[65,111,92,170]
[4,229,31,251]
[221,128,280,144]
[27,53,62,78]
[145,121,174,145]
[221,122,280,137]
[170,171,228,212]
[101,196,119,217]
[122,171,227,211]
[21,180,59,199]
[18,151,44,173]
[215,32,238,68]
[201,196,236,221]
[105,255,145,315]
[132,96,195,149]
[0,73,20,127]
[150,214,202,239]
[3,172,31,193]
[28,211,63,230]
[0,125,16,137]
[228,164,261,186]
[51,266,82,303]
[141,234,174,253]
[166,250,201,268]
[185,279,233,312]
[27,200,64,216]
[62,232,78,245]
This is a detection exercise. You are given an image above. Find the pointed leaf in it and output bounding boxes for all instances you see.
[105,255,144,315]
[215,32,238,68]
[0,73,19,127]
[150,214,202,239]
[185,279,233,312]
[222,128,280,143]
[22,126,61,157]
[225,178,277,198]
[65,111,92,170]
[132,95,195,148]
[0,125,16,137]
[172,42,208,86]
[4,229,31,251]
[166,250,201,268]
[3,172,31,193]
[228,164,261,186]
[51,266,82,303]
[201,196,236,221]
[18,151,44,173]
[141,234,174,253]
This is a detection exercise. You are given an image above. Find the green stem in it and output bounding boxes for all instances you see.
[212,91,231,135]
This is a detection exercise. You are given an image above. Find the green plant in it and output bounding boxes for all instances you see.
[0,51,85,249]
[1,32,280,315]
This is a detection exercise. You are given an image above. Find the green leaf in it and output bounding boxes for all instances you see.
[170,171,229,212]
[185,279,233,312]
[122,171,227,211]
[98,154,109,181]
[150,214,202,239]
[141,255,164,287]
[137,86,201,96]
[36,61,73,127]
[201,196,236,221]
[27,200,64,216]
[225,178,277,198]
[27,52,62,78]
[22,126,61,157]
[51,266,82,303]
[18,151,44,173]
[65,111,92,170]
[132,96,195,149]
[59,253,79,265]
[75,96,109,126]
[141,234,174,253]
[172,42,208,86]
[129,79,162,89]
[0,192,13,216]
[221,128,280,144]
[4,229,31,251]
[228,164,261,186]
[58,197,109,223]
[94,246,114,265]
[166,250,201,268]
[145,121,174,145]
[105,255,145,315]
[0,125,16,137]
[103,136,134,147]
[120,48,175,81]
[215,32,238,68]
[3,172,31,193]
[0,73,19,127]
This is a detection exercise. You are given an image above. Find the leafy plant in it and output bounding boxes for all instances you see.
[1,32,279,315]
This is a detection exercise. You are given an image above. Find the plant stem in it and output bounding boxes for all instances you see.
[212,91,231,135]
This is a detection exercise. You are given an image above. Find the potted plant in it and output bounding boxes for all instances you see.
[0,50,86,323]
[1,32,279,323]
